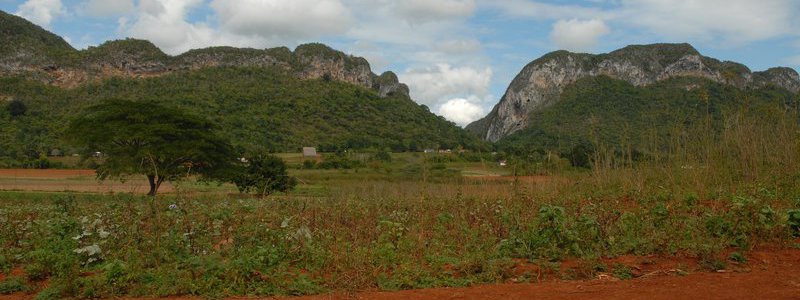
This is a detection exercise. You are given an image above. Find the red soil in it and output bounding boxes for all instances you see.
[0,169,95,179]
[285,248,800,300]
[0,168,173,194]
[2,247,799,300]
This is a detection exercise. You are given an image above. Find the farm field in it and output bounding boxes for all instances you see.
[0,169,174,194]
[1,149,800,299]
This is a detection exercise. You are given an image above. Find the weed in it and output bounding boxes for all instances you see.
[612,263,634,280]
[788,209,800,237]
[729,252,747,264]
[0,276,26,294]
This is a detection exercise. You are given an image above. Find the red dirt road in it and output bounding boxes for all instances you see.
[281,249,800,300]
[3,248,799,300]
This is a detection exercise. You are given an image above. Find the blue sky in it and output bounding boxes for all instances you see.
[2,0,799,126]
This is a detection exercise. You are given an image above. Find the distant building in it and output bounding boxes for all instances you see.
[499,160,508,167]
[424,149,435,153]
[303,147,318,157]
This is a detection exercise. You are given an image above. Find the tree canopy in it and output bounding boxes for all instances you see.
[230,154,297,197]
[65,99,235,196]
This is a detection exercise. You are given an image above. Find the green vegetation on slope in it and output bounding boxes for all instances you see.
[0,10,76,64]
[497,76,799,159]
[0,67,485,164]
[83,39,170,64]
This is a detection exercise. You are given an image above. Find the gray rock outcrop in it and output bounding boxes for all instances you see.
[467,43,800,142]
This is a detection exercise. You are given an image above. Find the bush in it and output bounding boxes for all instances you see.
[316,153,365,170]
[302,160,317,169]
[788,209,800,237]
[371,150,392,162]
[7,100,27,117]
[231,154,297,197]
[0,277,26,294]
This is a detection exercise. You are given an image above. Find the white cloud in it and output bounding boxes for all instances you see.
[486,0,799,45]
[438,98,486,126]
[123,0,218,55]
[550,19,610,52]
[396,0,476,24]
[401,64,492,107]
[483,0,608,20]
[210,0,352,39]
[435,39,482,54]
[400,64,493,124]
[120,0,361,55]
[620,0,797,44]
[78,0,134,17]
[15,0,66,27]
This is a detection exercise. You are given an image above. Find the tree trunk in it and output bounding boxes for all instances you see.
[156,176,165,195]
[147,175,157,196]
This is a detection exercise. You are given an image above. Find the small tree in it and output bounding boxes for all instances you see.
[568,140,595,168]
[231,154,297,197]
[65,99,235,196]
[7,100,27,117]
[371,148,392,162]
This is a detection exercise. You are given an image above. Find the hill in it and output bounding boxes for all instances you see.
[0,67,485,161]
[495,75,798,157]
[0,11,484,163]
[0,10,76,67]
[0,11,409,97]
[468,43,800,143]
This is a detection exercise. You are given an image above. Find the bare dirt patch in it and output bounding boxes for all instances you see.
[283,248,800,300]
[0,169,95,179]
[0,169,173,194]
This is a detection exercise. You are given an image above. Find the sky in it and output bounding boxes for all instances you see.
[2,0,799,127]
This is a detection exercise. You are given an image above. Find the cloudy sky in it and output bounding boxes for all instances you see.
[2,0,799,126]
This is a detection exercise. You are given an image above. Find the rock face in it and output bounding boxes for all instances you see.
[467,43,800,142]
[0,11,409,98]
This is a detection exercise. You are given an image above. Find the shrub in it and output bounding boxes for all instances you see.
[788,209,800,237]
[7,100,27,117]
[231,154,297,197]
[0,277,26,294]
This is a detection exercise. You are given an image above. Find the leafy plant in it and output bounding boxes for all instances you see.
[230,154,297,197]
[788,209,800,237]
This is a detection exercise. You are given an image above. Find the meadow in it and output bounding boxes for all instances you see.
[2,112,800,299]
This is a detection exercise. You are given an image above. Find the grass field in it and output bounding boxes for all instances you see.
[2,113,800,299]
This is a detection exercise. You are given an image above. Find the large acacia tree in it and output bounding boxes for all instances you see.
[65,99,236,196]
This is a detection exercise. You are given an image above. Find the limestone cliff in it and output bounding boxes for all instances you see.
[467,43,800,142]
[0,11,408,98]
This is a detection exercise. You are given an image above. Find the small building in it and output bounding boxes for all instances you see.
[49,149,63,157]
[302,147,318,157]
[499,160,508,167]
[423,149,435,154]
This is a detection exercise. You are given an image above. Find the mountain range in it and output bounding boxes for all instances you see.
[467,43,800,143]
[0,10,483,162]
[2,9,799,164]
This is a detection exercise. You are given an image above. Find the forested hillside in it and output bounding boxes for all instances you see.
[0,67,485,164]
[496,75,799,158]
